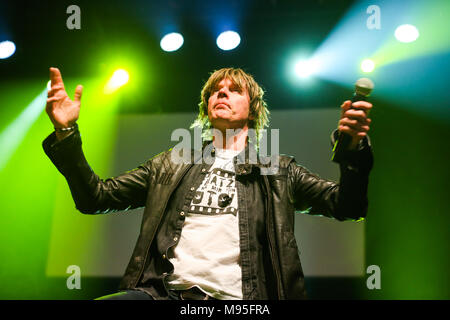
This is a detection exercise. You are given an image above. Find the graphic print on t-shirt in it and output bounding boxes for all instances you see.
[189,167,238,216]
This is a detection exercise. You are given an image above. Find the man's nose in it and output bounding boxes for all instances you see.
[218,87,229,98]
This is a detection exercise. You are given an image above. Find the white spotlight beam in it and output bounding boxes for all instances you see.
[0,88,47,170]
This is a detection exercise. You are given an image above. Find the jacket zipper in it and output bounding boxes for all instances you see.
[132,162,194,288]
[263,175,282,299]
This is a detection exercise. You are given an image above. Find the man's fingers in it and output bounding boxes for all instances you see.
[344,109,369,121]
[73,85,83,102]
[340,100,352,118]
[352,101,372,110]
[50,67,65,88]
[339,125,368,138]
[340,118,370,132]
[46,96,60,108]
[341,100,352,107]
[47,85,64,97]
[340,100,373,118]
[352,101,372,116]
[46,97,59,114]
[46,96,60,103]
[339,100,373,137]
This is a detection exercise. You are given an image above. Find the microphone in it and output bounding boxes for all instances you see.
[331,78,374,163]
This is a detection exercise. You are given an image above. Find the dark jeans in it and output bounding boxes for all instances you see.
[95,289,180,300]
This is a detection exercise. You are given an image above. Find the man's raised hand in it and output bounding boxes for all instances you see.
[45,67,83,133]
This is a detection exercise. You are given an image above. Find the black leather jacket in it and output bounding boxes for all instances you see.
[43,128,373,299]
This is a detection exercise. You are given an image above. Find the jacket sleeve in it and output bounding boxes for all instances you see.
[42,127,152,214]
[288,130,374,221]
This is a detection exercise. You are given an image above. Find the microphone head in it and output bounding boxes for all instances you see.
[355,78,374,97]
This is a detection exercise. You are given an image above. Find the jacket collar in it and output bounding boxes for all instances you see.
[198,141,276,176]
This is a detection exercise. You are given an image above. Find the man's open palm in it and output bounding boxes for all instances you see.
[46,67,83,128]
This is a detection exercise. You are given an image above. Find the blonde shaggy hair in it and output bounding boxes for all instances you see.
[190,67,270,146]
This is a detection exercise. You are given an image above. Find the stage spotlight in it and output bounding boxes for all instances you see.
[160,32,184,52]
[0,40,16,59]
[395,24,419,43]
[216,31,241,51]
[294,59,319,79]
[0,88,47,170]
[104,69,129,94]
[361,59,375,73]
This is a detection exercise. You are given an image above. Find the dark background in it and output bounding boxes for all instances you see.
[1,0,354,113]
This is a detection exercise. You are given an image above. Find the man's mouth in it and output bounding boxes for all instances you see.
[215,102,230,110]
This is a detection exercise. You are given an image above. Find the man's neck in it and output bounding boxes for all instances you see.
[212,126,248,152]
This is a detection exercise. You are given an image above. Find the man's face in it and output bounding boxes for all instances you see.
[207,78,253,130]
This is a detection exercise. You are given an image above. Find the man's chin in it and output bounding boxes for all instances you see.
[210,117,248,130]
[210,117,230,127]
[213,108,232,117]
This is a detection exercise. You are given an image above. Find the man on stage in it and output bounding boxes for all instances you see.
[43,67,373,300]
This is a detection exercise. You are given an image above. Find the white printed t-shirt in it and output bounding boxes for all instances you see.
[166,147,243,300]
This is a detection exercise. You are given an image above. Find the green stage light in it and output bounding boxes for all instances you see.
[104,69,130,94]
[90,43,151,103]
[361,59,375,73]
[45,78,122,278]
[0,78,124,298]
[372,1,449,68]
